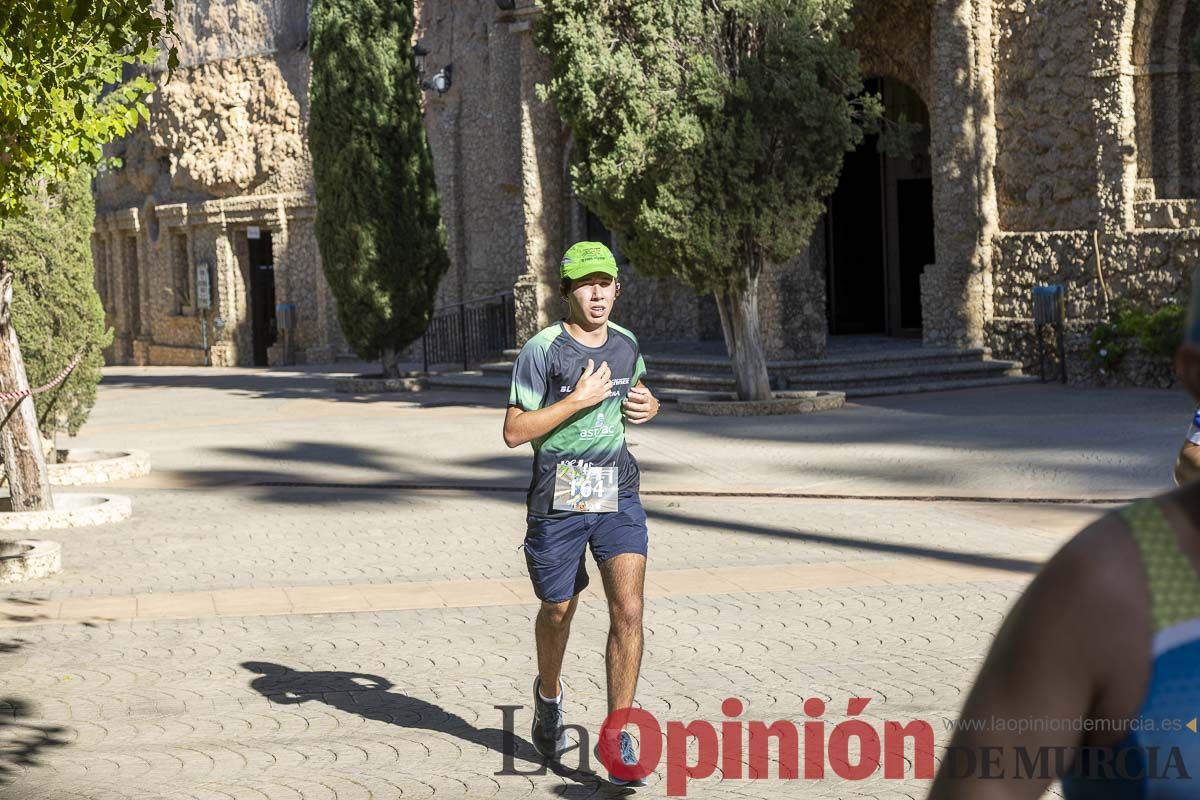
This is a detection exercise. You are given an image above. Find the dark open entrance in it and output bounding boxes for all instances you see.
[826,77,934,336]
[248,230,276,366]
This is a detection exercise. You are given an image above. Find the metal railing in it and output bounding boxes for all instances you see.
[421,291,516,372]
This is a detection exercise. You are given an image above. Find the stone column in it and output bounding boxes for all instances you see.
[921,0,999,349]
[507,4,567,344]
[211,205,242,366]
[1092,0,1138,233]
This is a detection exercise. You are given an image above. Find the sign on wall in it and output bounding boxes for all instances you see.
[196,263,212,310]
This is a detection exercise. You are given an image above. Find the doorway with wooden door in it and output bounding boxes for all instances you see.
[825,77,934,337]
[247,229,276,366]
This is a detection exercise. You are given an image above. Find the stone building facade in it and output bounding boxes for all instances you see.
[93,0,1200,380]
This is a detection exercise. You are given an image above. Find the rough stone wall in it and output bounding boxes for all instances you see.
[417,1,526,310]
[850,0,932,98]
[978,0,1200,387]
[92,0,333,367]
[992,0,1099,231]
[95,0,313,212]
[607,272,703,345]
[144,55,307,198]
[987,228,1200,380]
[757,238,828,360]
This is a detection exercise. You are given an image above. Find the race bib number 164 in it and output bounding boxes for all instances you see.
[553,463,619,513]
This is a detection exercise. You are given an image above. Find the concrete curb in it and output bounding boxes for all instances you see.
[0,493,132,531]
[676,390,847,416]
[0,539,61,584]
[45,449,152,485]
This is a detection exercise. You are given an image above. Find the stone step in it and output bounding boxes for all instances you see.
[785,359,1025,390]
[424,372,510,393]
[427,371,1036,402]
[480,361,515,376]
[423,371,712,404]
[643,347,990,374]
[642,370,737,391]
[842,374,1041,398]
[641,358,1023,393]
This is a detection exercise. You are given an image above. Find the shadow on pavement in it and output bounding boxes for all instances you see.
[242,662,615,792]
[649,506,1044,574]
[151,440,533,505]
[0,642,70,785]
[0,599,55,626]
[100,369,500,409]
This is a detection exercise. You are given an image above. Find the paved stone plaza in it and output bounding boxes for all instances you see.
[0,366,1189,799]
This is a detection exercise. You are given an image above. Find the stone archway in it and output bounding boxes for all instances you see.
[825,77,935,337]
[1132,0,1200,200]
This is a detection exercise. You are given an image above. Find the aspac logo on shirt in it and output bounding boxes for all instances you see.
[579,412,615,440]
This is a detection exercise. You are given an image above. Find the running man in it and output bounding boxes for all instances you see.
[503,241,661,786]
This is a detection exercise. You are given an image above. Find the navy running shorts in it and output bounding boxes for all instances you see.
[522,492,648,604]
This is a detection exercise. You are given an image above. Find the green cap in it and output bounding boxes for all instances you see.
[560,241,618,281]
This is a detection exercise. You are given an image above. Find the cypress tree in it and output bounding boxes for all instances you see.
[309,0,450,376]
[0,169,111,444]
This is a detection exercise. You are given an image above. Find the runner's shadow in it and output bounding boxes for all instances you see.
[242,662,607,788]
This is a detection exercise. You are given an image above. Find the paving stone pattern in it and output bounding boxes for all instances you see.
[0,365,1176,798]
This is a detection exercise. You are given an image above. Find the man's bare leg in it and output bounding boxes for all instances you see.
[599,553,646,713]
[535,595,579,697]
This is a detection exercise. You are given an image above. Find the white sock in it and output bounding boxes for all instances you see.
[538,683,563,704]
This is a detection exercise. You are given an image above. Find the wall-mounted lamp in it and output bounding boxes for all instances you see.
[412,44,453,96]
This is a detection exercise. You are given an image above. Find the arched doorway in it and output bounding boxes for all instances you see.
[825,77,934,337]
[1132,0,1200,199]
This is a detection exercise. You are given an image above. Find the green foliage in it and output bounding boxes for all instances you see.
[536,0,882,295]
[1089,302,1184,373]
[1088,320,1125,372]
[0,1,176,218]
[1129,303,1185,358]
[0,169,111,436]
[309,0,449,363]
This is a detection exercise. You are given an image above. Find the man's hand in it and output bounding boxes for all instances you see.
[622,385,660,425]
[1176,440,1200,485]
[571,359,612,408]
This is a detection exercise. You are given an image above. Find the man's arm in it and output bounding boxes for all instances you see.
[504,402,583,449]
[503,359,611,448]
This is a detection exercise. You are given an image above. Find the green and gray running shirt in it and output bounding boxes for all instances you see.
[508,321,647,519]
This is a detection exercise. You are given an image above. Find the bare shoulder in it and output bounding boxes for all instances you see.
[1024,507,1151,714]
[1039,508,1146,616]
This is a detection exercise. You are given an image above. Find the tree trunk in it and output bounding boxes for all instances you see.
[714,267,773,402]
[0,271,52,511]
[380,347,402,379]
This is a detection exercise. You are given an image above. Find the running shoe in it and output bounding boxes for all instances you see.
[595,729,648,787]
[530,676,567,760]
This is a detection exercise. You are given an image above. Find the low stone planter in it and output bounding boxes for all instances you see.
[0,493,131,531]
[0,539,61,584]
[45,449,151,485]
[676,390,846,417]
[334,374,427,394]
